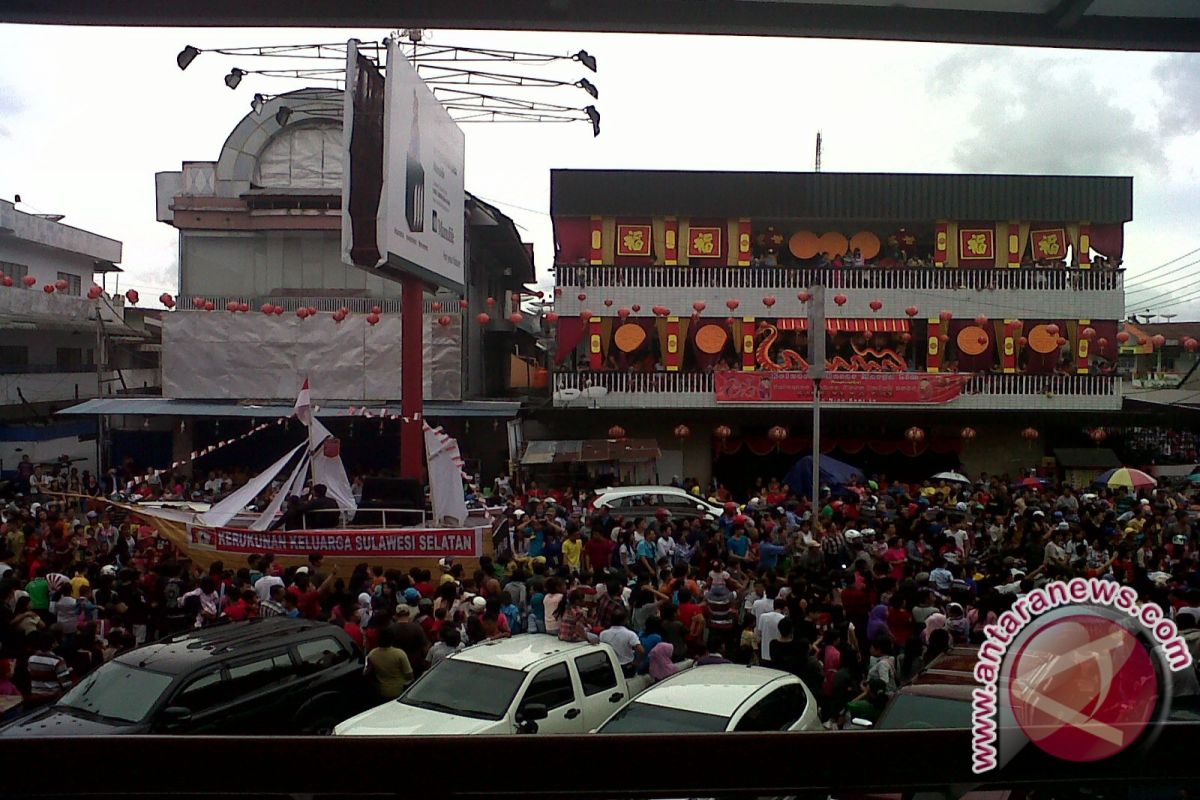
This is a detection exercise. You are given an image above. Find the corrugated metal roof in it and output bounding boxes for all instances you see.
[551,170,1133,223]
[57,398,521,418]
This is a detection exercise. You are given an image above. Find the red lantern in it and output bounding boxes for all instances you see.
[1021,427,1039,441]
[240,302,251,313]
[272,305,283,316]
[1097,337,1109,348]
[693,301,706,313]
[1017,336,1028,347]
[260,303,274,314]
[162,295,176,309]
[763,295,777,308]
[905,426,925,442]
[603,298,613,308]
[631,304,641,313]
[459,298,468,308]
[437,314,452,327]
[510,292,521,304]
[370,305,382,316]
[939,310,952,323]
[1187,338,1200,353]
[617,308,631,319]
[476,313,491,326]
[673,424,691,439]
[509,313,523,325]
[1152,334,1166,347]
[554,287,563,297]
[905,306,919,318]
[581,308,594,319]
[726,299,740,311]
[978,335,988,346]
[87,286,103,300]
[869,299,883,312]
[577,293,587,302]
[691,312,701,323]
[192,296,206,309]
[0,276,12,288]
[306,306,317,317]
[713,425,732,439]
[205,301,216,312]
[54,278,68,292]
[938,333,950,344]
[767,425,788,442]
[960,426,977,440]
[1081,327,1096,340]
[366,313,381,326]
[1056,336,1068,347]
[608,425,626,439]
[833,294,848,307]
[333,310,346,323]
[43,284,55,293]
[486,296,497,307]
[1090,428,1107,443]
[339,306,350,316]
[725,317,736,326]
[226,301,239,313]
[323,438,341,458]
[545,312,559,324]
[1116,331,1131,344]
[1045,324,1059,336]
[797,291,812,303]
[125,289,139,305]
[899,332,912,344]
[974,314,988,327]
[431,301,443,312]
[21,275,37,287]
[296,307,310,319]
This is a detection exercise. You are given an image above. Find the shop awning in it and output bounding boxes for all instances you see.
[57,397,522,419]
[521,438,660,465]
[776,318,910,333]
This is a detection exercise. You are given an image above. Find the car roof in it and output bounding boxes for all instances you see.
[897,645,980,697]
[115,618,346,674]
[596,486,692,496]
[631,664,795,717]
[451,634,595,671]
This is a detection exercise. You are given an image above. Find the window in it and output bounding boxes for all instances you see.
[56,348,83,370]
[224,653,298,696]
[58,662,174,723]
[173,671,227,714]
[0,261,28,281]
[575,652,617,696]
[598,702,728,733]
[296,637,348,673]
[521,663,574,711]
[0,346,28,371]
[56,272,81,296]
[254,121,343,189]
[402,661,524,720]
[733,684,808,732]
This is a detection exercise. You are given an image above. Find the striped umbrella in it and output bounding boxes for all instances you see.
[1092,467,1157,490]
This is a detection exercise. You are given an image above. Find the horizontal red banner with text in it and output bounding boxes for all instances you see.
[186,527,485,558]
[714,371,967,404]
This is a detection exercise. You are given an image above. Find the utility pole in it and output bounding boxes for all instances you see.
[94,309,106,475]
[808,285,826,512]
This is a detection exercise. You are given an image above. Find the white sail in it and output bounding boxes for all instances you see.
[199,441,306,528]
[309,417,357,516]
[424,422,468,526]
[248,451,310,531]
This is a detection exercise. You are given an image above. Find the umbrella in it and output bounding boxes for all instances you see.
[1011,476,1048,491]
[1187,472,1200,484]
[1093,467,1157,490]
[931,471,970,485]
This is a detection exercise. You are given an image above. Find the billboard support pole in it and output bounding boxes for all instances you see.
[808,285,826,512]
[400,275,425,480]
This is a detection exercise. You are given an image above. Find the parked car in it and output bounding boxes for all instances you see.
[591,485,724,521]
[595,663,822,733]
[848,646,979,730]
[335,634,666,736]
[0,618,367,736]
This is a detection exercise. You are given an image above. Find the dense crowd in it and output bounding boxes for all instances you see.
[3,455,1200,730]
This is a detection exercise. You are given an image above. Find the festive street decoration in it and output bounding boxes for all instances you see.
[673,424,691,439]
[607,425,626,439]
[713,425,732,439]
[767,425,788,442]
[869,300,883,312]
[960,426,977,440]
[476,313,491,325]
[905,426,925,442]
[1021,427,1039,441]
[833,294,848,306]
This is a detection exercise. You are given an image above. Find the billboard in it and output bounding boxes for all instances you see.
[341,38,467,293]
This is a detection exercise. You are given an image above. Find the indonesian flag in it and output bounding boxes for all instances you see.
[293,378,312,425]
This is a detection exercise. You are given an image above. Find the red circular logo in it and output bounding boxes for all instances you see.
[1008,614,1158,762]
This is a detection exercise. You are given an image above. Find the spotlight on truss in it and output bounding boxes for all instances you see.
[275,106,293,127]
[177,45,200,70]
[577,78,599,100]
[585,105,600,137]
[574,49,597,72]
[224,68,246,89]
[251,93,267,115]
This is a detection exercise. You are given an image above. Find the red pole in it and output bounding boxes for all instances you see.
[400,274,425,481]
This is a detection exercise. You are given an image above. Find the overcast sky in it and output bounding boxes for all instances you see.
[1,25,1198,319]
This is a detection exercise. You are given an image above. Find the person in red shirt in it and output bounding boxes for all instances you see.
[224,589,259,621]
[676,588,707,646]
[584,530,616,573]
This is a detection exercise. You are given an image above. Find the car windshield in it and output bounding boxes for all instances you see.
[58,661,174,723]
[400,659,524,720]
[876,695,974,730]
[598,702,729,733]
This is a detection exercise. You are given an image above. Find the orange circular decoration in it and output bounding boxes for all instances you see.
[614,323,647,353]
[1027,324,1060,354]
[789,231,820,259]
[957,325,990,356]
[695,324,729,355]
[818,231,849,257]
[849,231,881,260]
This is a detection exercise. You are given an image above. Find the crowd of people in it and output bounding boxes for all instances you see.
[3,457,1200,730]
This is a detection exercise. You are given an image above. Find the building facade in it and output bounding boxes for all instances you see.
[541,170,1130,490]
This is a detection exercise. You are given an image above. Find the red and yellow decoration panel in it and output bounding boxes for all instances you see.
[686,225,723,259]
[715,371,967,404]
[1030,226,1068,261]
[958,227,995,262]
[616,223,652,258]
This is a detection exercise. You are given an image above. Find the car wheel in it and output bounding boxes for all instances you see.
[299,712,340,735]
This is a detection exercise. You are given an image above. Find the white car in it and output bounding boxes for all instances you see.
[591,485,724,521]
[335,634,656,736]
[594,664,822,733]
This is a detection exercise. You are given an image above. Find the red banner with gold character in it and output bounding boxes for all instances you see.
[616,223,652,257]
[959,228,994,261]
[687,226,723,258]
[1030,227,1067,261]
[715,372,967,404]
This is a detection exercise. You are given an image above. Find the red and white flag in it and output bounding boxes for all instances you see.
[293,378,312,425]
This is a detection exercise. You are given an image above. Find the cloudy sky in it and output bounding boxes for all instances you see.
[1,25,1198,318]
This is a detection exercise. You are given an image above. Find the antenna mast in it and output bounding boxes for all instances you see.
[814,131,822,172]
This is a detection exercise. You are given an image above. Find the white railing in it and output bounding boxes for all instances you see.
[555,264,1123,293]
[180,296,462,314]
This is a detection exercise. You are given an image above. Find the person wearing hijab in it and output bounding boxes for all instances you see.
[356,592,373,627]
[921,612,947,645]
[648,642,677,682]
[866,604,892,645]
[945,602,969,644]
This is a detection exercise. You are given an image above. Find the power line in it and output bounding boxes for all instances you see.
[1124,256,1200,296]
[1123,246,1200,287]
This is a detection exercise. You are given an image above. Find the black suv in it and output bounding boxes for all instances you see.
[1,618,368,736]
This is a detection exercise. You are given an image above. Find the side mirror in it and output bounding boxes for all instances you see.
[159,706,192,726]
[849,717,874,729]
[519,702,548,722]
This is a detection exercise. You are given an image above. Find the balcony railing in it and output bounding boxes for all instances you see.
[551,370,1121,411]
[556,264,1123,293]
[182,296,462,314]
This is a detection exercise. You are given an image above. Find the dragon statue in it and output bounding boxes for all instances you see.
[755,322,908,372]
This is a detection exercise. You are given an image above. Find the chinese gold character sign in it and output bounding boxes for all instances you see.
[616,224,652,257]
[1030,227,1067,261]
[687,226,723,258]
[958,228,995,261]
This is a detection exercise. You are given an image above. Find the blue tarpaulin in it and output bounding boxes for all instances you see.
[785,455,864,498]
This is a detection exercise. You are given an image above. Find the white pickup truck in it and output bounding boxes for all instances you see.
[334,634,661,736]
